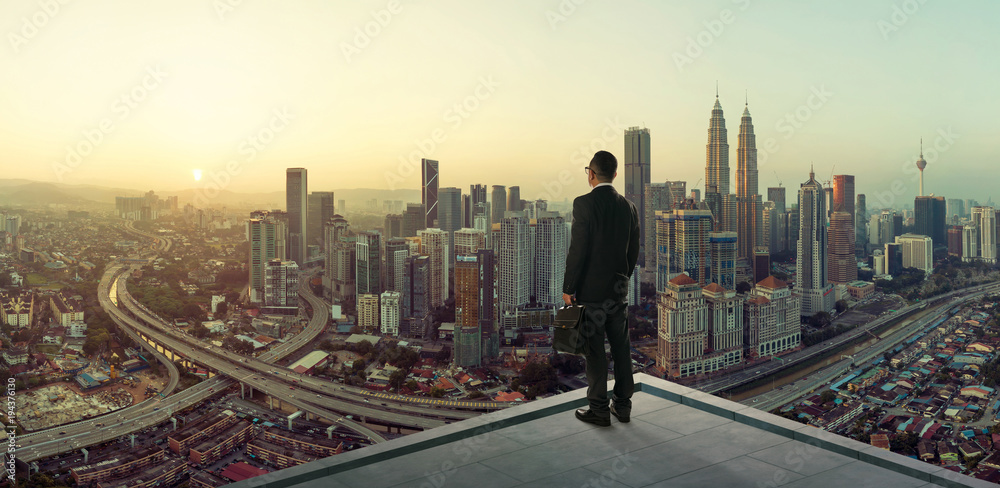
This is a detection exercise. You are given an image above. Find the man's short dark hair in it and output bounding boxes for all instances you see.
[589,151,617,182]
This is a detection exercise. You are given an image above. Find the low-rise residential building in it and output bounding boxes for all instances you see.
[190,421,255,465]
[71,447,165,485]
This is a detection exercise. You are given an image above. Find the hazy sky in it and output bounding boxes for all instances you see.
[2,0,997,208]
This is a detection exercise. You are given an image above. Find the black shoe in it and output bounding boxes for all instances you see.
[610,403,630,423]
[575,408,611,427]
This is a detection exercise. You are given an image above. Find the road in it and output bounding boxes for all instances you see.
[743,284,1000,412]
[694,282,1000,395]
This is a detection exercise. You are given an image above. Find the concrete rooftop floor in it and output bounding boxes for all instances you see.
[229,374,995,488]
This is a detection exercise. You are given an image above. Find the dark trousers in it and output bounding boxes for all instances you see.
[579,299,633,417]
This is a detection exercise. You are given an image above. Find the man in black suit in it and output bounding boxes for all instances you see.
[562,150,640,427]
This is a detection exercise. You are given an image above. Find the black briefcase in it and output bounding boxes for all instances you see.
[553,302,587,356]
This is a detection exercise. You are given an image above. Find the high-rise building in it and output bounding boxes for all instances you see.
[827,211,857,284]
[455,255,483,367]
[947,198,966,224]
[706,92,730,196]
[744,276,801,359]
[417,228,449,308]
[286,168,308,266]
[884,242,903,276]
[497,214,530,317]
[701,283,744,372]
[531,213,567,307]
[507,186,522,213]
[708,231,737,290]
[422,159,439,228]
[248,212,287,304]
[402,203,426,238]
[656,274,708,379]
[643,182,679,269]
[468,184,487,228]
[947,226,963,258]
[654,208,714,290]
[625,126,652,265]
[263,258,299,313]
[753,247,770,285]
[438,187,463,262]
[914,196,946,248]
[735,101,761,260]
[491,185,506,226]
[355,231,381,296]
[476,249,498,363]
[402,255,431,337]
[767,187,787,253]
[357,294,380,333]
[454,228,487,257]
[965,206,998,264]
[380,291,401,336]
[896,234,933,276]
[796,167,834,317]
[720,193,737,233]
[856,194,867,254]
[383,214,403,239]
[384,238,409,293]
[323,215,354,302]
[308,191,335,248]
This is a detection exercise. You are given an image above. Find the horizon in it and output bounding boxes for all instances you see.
[3,1,999,208]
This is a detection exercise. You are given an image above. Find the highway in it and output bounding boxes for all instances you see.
[743,286,998,411]
[693,282,1000,395]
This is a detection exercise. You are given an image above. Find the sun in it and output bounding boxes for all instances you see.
[193,169,203,182]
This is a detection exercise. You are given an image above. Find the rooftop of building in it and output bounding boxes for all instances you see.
[757,275,788,289]
[170,411,235,443]
[227,373,993,488]
[250,438,322,463]
[192,420,253,453]
[261,427,343,450]
[95,457,186,488]
[72,446,162,475]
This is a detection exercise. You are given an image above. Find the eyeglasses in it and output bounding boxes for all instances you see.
[583,167,594,176]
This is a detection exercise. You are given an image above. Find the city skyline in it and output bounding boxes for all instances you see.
[2,1,998,204]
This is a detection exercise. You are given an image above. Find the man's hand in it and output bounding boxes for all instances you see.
[562,293,574,306]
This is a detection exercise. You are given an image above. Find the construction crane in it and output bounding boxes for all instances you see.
[772,171,782,187]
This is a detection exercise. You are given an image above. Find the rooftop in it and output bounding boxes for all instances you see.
[227,374,992,488]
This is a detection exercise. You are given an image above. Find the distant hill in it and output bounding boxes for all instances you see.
[0,179,421,209]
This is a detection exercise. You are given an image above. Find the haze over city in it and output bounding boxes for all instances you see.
[2,0,998,203]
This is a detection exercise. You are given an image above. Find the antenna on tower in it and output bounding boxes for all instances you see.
[716,80,719,98]
[773,170,782,187]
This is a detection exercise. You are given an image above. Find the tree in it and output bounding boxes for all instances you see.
[736,281,753,294]
[819,389,837,404]
[835,300,849,314]
[435,346,451,365]
[809,311,832,328]
[216,301,228,316]
[429,387,445,398]
[388,368,407,393]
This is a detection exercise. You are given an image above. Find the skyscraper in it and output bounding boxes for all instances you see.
[422,159,439,228]
[735,101,761,259]
[916,139,927,197]
[914,195,946,247]
[357,294,380,333]
[455,255,483,367]
[384,237,409,293]
[286,168,307,266]
[418,228,448,308]
[967,206,998,264]
[531,213,568,307]
[709,231,737,290]
[454,228,487,256]
[469,184,487,228]
[307,191,335,248]
[706,91,730,195]
[856,194,867,254]
[402,255,431,337]
[625,126,652,265]
[655,208,714,289]
[249,212,287,304]
[263,259,299,313]
[383,213,403,239]
[896,234,934,276]
[438,187,463,262]
[380,291,401,336]
[827,211,857,284]
[744,276,801,358]
[491,185,506,226]
[497,214,530,317]
[767,186,787,253]
[355,231,382,297]
[796,167,834,317]
[402,203,426,238]
[643,182,681,270]
[507,186,521,213]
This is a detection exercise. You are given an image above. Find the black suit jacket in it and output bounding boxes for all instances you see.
[562,184,640,304]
